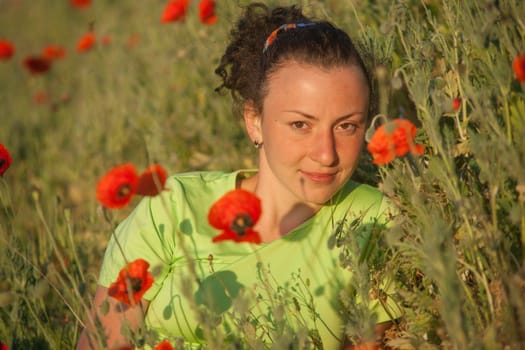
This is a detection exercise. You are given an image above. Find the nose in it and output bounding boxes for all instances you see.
[309,129,338,166]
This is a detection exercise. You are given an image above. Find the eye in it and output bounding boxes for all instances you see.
[337,122,358,133]
[290,121,309,130]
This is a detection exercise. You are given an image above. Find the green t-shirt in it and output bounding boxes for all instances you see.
[98,170,401,349]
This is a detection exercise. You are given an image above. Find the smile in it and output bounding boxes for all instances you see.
[300,171,337,184]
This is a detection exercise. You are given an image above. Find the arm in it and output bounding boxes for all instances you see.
[76,285,150,350]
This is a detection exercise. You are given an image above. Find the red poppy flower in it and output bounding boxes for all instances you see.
[0,40,15,60]
[33,90,50,104]
[154,340,174,350]
[208,189,262,244]
[0,144,12,176]
[512,54,525,83]
[108,258,154,306]
[136,164,168,196]
[198,0,217,25]
[126,34,140,49]
[0,342,8,350]
[366,118,425,165]
[452,97,461,111]
[42,45,66,60]
[161,0,190,23]
[96,164,139,209]
[70,0,91,8]
[77,32,96,52]
[23,56,51,75]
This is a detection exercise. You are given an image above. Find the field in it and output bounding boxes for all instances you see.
[0,0,524,349]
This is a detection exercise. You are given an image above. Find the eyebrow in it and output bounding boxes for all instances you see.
[284,109,366,123]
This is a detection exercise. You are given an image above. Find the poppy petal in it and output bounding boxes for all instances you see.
[77,32,96,52]
[198,0,218,25]
[42,45,66,60]
[208,189,261,230]
[208,189,262,244]
[96,164,139,209]
[452,97,461,111]
[513,54,525,83]
[154,340,174,350]
[136,164,168,196]
[70,0,91,8]
[108,258,154,306]
[161,0,190,23]
[23,56,51,75]
[0,39,15,60]
[366,118,424,165]
[0,144,12,176]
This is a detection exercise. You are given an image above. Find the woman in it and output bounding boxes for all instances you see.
[77,3,400,349]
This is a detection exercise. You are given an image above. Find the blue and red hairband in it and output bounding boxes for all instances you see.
[262,22,317,53]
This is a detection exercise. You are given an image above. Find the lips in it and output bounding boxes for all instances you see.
[300,170,337,184]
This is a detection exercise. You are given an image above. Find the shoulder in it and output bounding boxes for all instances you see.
[165,170,237,199]
[168,170,236,187]
[125,171,237,227]
[327,180,391,222]
[336,180,384,205]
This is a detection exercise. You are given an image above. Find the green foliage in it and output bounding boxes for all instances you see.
[1,0,524,349]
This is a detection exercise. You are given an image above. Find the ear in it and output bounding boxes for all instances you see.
[243,100,263,144]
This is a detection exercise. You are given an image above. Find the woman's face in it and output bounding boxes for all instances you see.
[246,60,370,207]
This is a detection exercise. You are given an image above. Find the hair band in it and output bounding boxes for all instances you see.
[262,22,317,53]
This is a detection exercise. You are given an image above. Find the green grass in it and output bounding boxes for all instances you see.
[1,0,524,349]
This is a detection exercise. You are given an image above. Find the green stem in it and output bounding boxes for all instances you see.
[503,94,512,144]
[64,209,86,282]
[521,202,525,262]
[0,234,85,328]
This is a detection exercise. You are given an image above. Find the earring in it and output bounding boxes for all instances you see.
[253,140,262,149]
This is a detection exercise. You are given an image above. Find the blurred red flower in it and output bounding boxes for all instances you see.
[126,34,140,49]
[512,54,525,83]
[0,144,12,176]
[101,35,111,46]
[154,340,174,350]
[452,97,461,111]
[161,0,190,23]
[0,342,8,350]
[23,56,51,75]
[366,118,425,165]
[0,40,15,60]
[70,0,91,8]
[33,90,50,105]
[42,45,66,60]
[96,164,139,209]
[208,189,262,244]
[108,258,154,306]
[136,164,168,196]
[198,0,217,24]
[77,32,96,52]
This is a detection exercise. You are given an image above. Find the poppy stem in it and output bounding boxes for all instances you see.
[406,153,421,177]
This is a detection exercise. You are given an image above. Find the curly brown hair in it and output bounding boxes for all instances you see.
[215,2,370,117]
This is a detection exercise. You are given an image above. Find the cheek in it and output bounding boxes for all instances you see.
[262,124,301,153]
[266,140,303,164]
[337,137,365,162]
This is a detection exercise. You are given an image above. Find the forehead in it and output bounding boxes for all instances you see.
[263,61,370,111]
